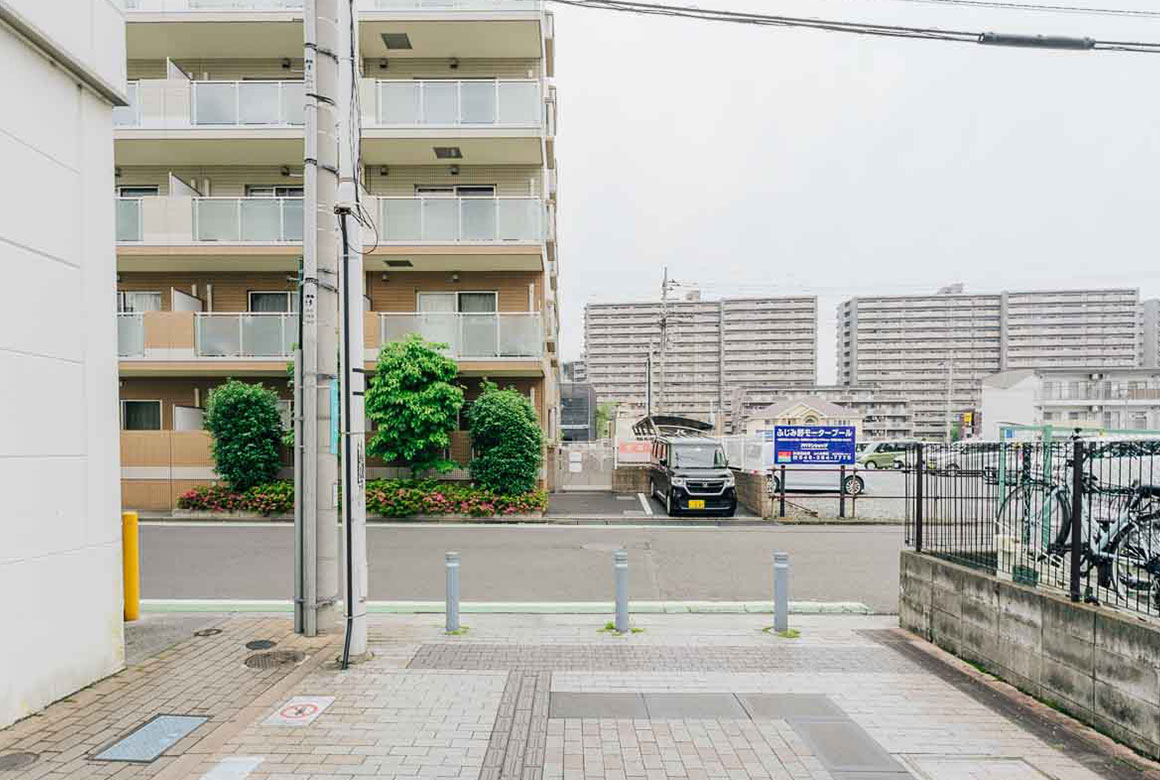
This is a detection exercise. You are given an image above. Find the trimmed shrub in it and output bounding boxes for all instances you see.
[467,382,543,494]
[365,334,464,474]
[176,480,294,515]
[204,380,284,491]
[366,479,548,517]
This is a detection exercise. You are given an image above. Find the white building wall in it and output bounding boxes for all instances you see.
[980,374,1041,439]
[0,0,126,728]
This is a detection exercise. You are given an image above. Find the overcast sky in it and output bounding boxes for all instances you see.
[549,0,1160,383]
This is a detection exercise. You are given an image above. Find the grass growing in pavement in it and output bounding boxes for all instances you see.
[762,627,801,639]
[599,621,644,635]
[445,626,470,636]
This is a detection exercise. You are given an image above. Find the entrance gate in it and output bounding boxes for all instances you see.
[555,439,615,491]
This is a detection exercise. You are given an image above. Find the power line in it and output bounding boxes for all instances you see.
[547,0,1160,52]
[858,0,1160,20]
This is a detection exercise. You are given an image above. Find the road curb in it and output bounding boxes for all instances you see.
[140,599,876,615]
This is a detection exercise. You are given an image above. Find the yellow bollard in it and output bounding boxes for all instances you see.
[122,511,140,622]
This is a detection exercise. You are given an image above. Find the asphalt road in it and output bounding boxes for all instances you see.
[139,523,904,613]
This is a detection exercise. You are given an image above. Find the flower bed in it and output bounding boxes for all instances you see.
[366,479,548,517]
[176,478,547,518]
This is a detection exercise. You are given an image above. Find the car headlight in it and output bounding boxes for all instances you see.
[723,473,735,488]
[671,477,686,487]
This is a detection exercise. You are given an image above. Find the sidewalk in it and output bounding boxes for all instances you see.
[1,613,1154,780]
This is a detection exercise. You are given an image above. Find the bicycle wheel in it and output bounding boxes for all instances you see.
[1110,519,1160,607]
[996,484,1070,557]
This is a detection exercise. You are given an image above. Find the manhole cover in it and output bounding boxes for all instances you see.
[0,752,39,771]
[194,628,222,637]
[244,650,305,669]
[245,639,276,650]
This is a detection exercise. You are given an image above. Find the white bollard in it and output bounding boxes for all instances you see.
[773,552,789,633]
[446,552,460,633]
[614,549,629,634]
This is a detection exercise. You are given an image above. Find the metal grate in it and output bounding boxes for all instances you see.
[194,628,222,637]
[93,715,208,763]
[244,650,304,669]
[245,640,276,650]
[0,752,39,771]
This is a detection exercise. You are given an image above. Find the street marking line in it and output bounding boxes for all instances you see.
[637,493,653,515]
[141,599,874,615]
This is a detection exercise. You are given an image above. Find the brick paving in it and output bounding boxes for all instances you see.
[0,614,1147,780]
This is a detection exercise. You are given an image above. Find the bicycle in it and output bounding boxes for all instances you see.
[995,465,1160,608]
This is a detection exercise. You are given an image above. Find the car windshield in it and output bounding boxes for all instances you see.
[671,444,727,469]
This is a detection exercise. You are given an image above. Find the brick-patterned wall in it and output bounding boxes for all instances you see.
[367,271,542,313]
[734,470,773,519]
[120,376,290,430]
[612,467,650,495]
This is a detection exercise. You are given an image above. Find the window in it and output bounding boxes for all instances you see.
[671,444,727,469]
[415,185,496,197]
[118,186,159,198]
[118,291,162,312]
[417,291,498,313]
[246,185,304,198]
[249,291,297,312]
[121,400,162,430]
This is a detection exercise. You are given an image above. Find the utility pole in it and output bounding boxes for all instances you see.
[335,0,368,665]
[658,267,668,416]
[296,0,340,637]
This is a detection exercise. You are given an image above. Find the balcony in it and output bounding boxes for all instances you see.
[119,311,296,373]
[376,196,544,243]
[361,79,550,165]
[115,80,304,166]
[378,312,543,365]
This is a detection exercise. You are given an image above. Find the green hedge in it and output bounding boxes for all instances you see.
[177,479,547,517]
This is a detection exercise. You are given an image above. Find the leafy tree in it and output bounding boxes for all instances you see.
[596,402,617,439]
[204,380,285,491]
[467,381,543,494]
[365,334,464,474]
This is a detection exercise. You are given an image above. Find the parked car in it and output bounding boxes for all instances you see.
[766,464,865,495]
[648,436,737,517]
[856,440,915,469]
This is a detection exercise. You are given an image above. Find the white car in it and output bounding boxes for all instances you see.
[766,463,864,495]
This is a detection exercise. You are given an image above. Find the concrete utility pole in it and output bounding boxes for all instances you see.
[296,0,340,637]
[335,0,368,663]
[658,267,670,416]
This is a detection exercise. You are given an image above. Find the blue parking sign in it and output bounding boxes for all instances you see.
[774,425,856,465]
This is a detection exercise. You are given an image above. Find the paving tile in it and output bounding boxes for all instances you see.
[549,695,648,720]
[641,696,747,721]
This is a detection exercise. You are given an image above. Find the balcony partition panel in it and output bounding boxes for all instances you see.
[118,314,145,357]
[116,199,143,242]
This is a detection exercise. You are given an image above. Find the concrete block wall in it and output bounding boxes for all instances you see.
[900,550,1160,759]
[734,470,773,519]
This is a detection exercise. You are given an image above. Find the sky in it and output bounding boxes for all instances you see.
[549,0,1160,384]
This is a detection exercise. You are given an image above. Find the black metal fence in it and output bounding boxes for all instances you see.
[904,439,1160,618]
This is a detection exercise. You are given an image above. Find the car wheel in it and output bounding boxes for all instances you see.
[665,490,677,517]
[650,479,657,500]
[893,460,905,470]
[844,475,865,496]
[864,461,878,470]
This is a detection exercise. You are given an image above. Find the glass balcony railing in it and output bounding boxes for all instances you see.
[374,79,540,126]
[113,82,140,127]
[380,312,542,358]
[117,313,145,357]
[193,198,303,242]
[127,0,302,10]
[377,197,543,242]
[196,313,298,358]
[363,0,540,9]
[116,199,143,242]
[192,81,304,126]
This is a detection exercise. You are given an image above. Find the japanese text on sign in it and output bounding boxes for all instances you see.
[773,425,856,465]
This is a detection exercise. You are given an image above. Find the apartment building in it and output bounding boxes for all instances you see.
[115,0,560,508]
[1,0,126,728]
[1140,299,1160,369]
[731,385,913,439]
[981,368,1160,438]
[584,295,817,420]
[838,288,1140,440]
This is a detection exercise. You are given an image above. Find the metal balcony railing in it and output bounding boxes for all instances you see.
[376,196,543,242]
[192,81,304,126]
[380,312,542,358]
[193,198,303,242]
[117,313,145,357]
[196,313,298,357]
[373,79,541,126]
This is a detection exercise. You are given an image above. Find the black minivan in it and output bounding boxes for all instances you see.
[648,436,737,517]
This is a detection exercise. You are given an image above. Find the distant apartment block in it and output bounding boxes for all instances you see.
[584,295,817,418]
[732,385,913,439]
[839,288,1139,440]
[982,368,1160,437]
[1140,299,1160,369]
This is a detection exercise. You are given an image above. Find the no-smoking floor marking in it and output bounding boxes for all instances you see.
[263,695,335,726]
